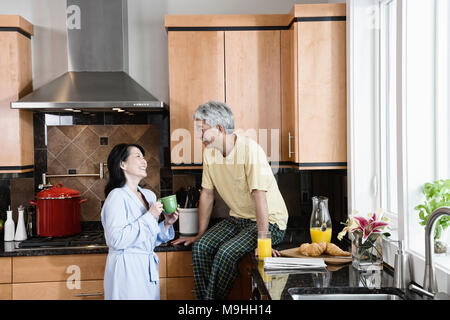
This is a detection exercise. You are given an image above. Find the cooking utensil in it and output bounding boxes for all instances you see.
[175,187,187,208]
[29,183,86,237]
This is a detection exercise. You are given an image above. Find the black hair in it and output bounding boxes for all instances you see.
[104,143,145,198]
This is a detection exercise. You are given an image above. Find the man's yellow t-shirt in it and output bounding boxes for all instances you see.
[201,134,288,230]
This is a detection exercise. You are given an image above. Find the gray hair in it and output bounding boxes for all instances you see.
[193,101,235,134]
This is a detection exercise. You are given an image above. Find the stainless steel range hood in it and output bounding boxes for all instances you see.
[11,71,165,111]
[11,0,167,112]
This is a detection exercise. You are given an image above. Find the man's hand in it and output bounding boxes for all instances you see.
[172,236,200,246]
[254,247,281,258]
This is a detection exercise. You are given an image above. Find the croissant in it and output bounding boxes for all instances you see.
[325,243,351,256]
[298,242,327,257]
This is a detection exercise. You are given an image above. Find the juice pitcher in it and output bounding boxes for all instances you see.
[309,196,332,243]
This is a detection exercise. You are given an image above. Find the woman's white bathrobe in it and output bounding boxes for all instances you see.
[101,184,174,300]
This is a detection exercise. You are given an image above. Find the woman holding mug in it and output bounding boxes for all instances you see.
[101,143,179,300]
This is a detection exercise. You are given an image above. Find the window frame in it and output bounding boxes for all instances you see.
[378,0,399,231]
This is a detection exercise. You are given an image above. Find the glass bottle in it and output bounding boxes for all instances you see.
[309,196,332,243]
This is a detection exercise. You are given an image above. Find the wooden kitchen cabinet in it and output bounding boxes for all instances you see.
[11,252,167,300]
[166,250,251,300]
[13,280,104,300]
[281,4,347,169]
[167,251,194,277]
[12,254,107,300]
[0,285,12,300]
[166,3,347,170]
[168,31,225,168]
[7,250,249,300]
[166,251,195,299]
[0,257,12,300]
[0,15,34,174]
[225,30,281,161]
[0,257,12,284]
[12,254,107,283]
[167,277,196,300]
[166,18,282,169]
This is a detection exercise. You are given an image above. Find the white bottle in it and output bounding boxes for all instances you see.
[4,206,15,241]
[14,205,27,241]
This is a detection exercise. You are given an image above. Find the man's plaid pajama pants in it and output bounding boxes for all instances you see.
[192,216,285,300]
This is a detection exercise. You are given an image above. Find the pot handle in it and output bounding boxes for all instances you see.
[80,198,88,204]
[29,200,37,206]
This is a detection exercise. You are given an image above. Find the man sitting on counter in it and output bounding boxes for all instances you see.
[172,100,288,300]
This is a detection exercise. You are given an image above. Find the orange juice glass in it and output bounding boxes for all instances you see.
[257,231,272,261]
[258,261,272,282]
[310,227,332,243]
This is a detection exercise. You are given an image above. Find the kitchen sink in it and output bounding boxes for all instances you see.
[288,287,405,300]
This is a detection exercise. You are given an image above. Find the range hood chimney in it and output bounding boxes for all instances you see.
[11,0,167,112]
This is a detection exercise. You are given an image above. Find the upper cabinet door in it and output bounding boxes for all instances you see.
[168,31,225,167]
[297,20,347,167]
[225,30,281,163]
[281,25,298,163]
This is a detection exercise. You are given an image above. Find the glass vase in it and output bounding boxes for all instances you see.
[351,233,383,271]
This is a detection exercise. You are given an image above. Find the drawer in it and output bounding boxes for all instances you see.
[0,284,12,300]
[13,254,107,283]
[13,280,104,300]
[167,277,195,300]
[157,252,166,278]
[0,257,11,284]
[160,278,167,300]
[167,251,193,277]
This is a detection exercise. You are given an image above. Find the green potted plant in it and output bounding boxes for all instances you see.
[414,179,450,254]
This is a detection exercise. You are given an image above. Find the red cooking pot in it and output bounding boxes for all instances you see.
[30,183,87,237]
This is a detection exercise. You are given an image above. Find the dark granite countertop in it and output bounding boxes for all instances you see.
[250,229,427,301]
[0,239,192,257]
[0,221,193,257]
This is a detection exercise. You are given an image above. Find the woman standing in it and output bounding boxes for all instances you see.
[101,143,179,300]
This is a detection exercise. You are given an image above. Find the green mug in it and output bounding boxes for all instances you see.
[159,195,178,214]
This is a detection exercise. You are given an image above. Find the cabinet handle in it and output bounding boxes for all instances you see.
[75,292,103,297]
[288,132,295,158]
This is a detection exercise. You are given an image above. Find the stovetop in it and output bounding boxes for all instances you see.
[17,230,106,249]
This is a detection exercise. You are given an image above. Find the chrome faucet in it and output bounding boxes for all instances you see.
[423,206,450,294]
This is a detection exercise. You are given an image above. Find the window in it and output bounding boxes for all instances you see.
[349,0,450,290]
[379,0,398,220]
[377,0,450,273]
[403,0,450,269]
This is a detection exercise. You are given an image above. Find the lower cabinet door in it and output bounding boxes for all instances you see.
[160,278,167,300]
[12,280,104,300]
[0,258,11,284]
[0,284,12,300]
[167,277,196,300]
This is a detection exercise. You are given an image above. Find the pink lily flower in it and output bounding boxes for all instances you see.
[338,209,390,242]
[349,213,389,243]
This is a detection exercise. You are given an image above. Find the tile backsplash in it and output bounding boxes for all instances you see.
[46,125,160,221]
[171,169,348,227]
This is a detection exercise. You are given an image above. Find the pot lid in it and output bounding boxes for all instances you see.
[36,183,81,199]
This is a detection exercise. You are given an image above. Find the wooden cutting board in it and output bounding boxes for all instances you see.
[280,247,352,265]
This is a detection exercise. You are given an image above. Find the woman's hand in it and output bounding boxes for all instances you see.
[149,201,163,219]
[164,206,180,226]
